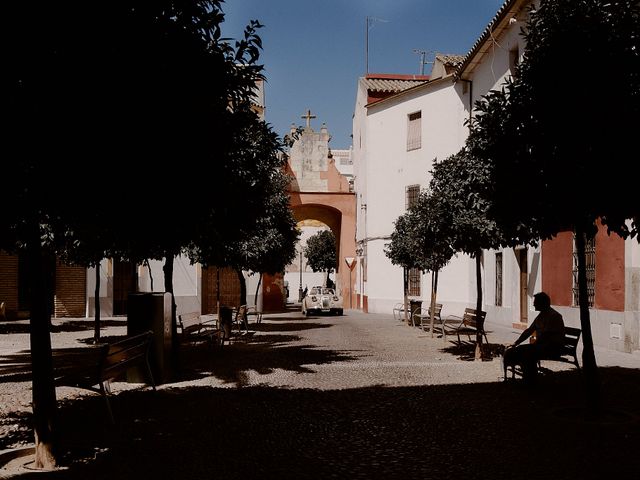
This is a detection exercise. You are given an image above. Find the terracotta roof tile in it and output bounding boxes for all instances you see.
[435,54,465,66]
[363,77,427,93]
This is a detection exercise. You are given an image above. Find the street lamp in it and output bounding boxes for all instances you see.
[298,249,304,302]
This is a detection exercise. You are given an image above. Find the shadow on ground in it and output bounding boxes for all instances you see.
[0,320,126,335]
[440,340,506,361]
[250,322,332,333]
[3,367,640,479]
[175,332,358,386]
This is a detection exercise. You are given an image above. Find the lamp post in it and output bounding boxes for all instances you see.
[298,249,303,302]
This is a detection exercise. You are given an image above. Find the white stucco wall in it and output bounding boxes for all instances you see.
[467,17,525,114]
[356,78,475,315]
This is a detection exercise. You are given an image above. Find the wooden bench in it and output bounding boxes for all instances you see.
[178,312,223,347]
[504,326,582,380]
[449,308,488,344]
[54,330,156,423]
[538,326,581,369]
[412,304,442,331]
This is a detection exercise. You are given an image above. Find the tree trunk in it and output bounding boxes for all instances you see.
[575,226,601,416]
[403,267,409,323]
[430,270,439,339]
[236,269,248,330]
[27,234,57,469]
[236,269,247,306]
[163,254,176,330]
[163,254,178,376]
[145,259,154,292]
[94,265,101,342]
[254,273,262,310]
[474,252,483,360]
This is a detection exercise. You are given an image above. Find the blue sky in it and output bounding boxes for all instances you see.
[223,0,505,149]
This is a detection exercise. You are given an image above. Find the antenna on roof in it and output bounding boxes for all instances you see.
[366,16,389,74]
[413,49,433,75]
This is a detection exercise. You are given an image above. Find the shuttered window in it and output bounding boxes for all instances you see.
[407,111,422,151]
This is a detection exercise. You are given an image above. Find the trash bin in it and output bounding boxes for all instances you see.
[127,292,172,383]
[409,300,422,325]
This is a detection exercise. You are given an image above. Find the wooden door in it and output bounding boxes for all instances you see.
[113,260,137,315]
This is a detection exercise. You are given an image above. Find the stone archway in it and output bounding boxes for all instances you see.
[284,113,357,309]
[289,194,356,307]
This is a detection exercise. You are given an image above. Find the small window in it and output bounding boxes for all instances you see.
[407,111,422,151]
[495,252,503,307]
[405,184,420,210]
[408,267,421,296]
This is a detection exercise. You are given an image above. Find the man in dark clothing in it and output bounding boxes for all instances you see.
[503,291,565,383]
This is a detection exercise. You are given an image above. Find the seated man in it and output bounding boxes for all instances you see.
[504,291,565,384]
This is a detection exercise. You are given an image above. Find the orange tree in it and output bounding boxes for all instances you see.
[385,192,455,325]
[187,116,299,308]
[468,0,640,411]
[427,149,506,358]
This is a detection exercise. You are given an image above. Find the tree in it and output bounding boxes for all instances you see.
[468,0,640,411]
[304,230,338,287]
[385,212,423,323]
[385,193,455,327]
[428,149,506,357]
[187,117,299,308]
[2,1,272,467]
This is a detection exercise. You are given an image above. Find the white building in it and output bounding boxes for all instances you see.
[352,64,472,315]
[352,0,640,353]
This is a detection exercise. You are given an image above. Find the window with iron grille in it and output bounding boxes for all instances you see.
[408,267,421,296]
[495,252,503,307]
[407,111,422,151]
[405,184,420,210]
[572,233,595,307]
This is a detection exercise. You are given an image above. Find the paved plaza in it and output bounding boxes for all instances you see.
[1,308,640,479]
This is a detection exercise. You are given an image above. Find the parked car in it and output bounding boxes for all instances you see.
[301,286,343,316]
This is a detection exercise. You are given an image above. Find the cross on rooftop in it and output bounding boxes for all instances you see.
[301,109,316,129]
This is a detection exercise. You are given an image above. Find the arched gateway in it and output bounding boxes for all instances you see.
[285,113,356,308]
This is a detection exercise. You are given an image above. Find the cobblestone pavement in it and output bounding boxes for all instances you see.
[1,309,640,479]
